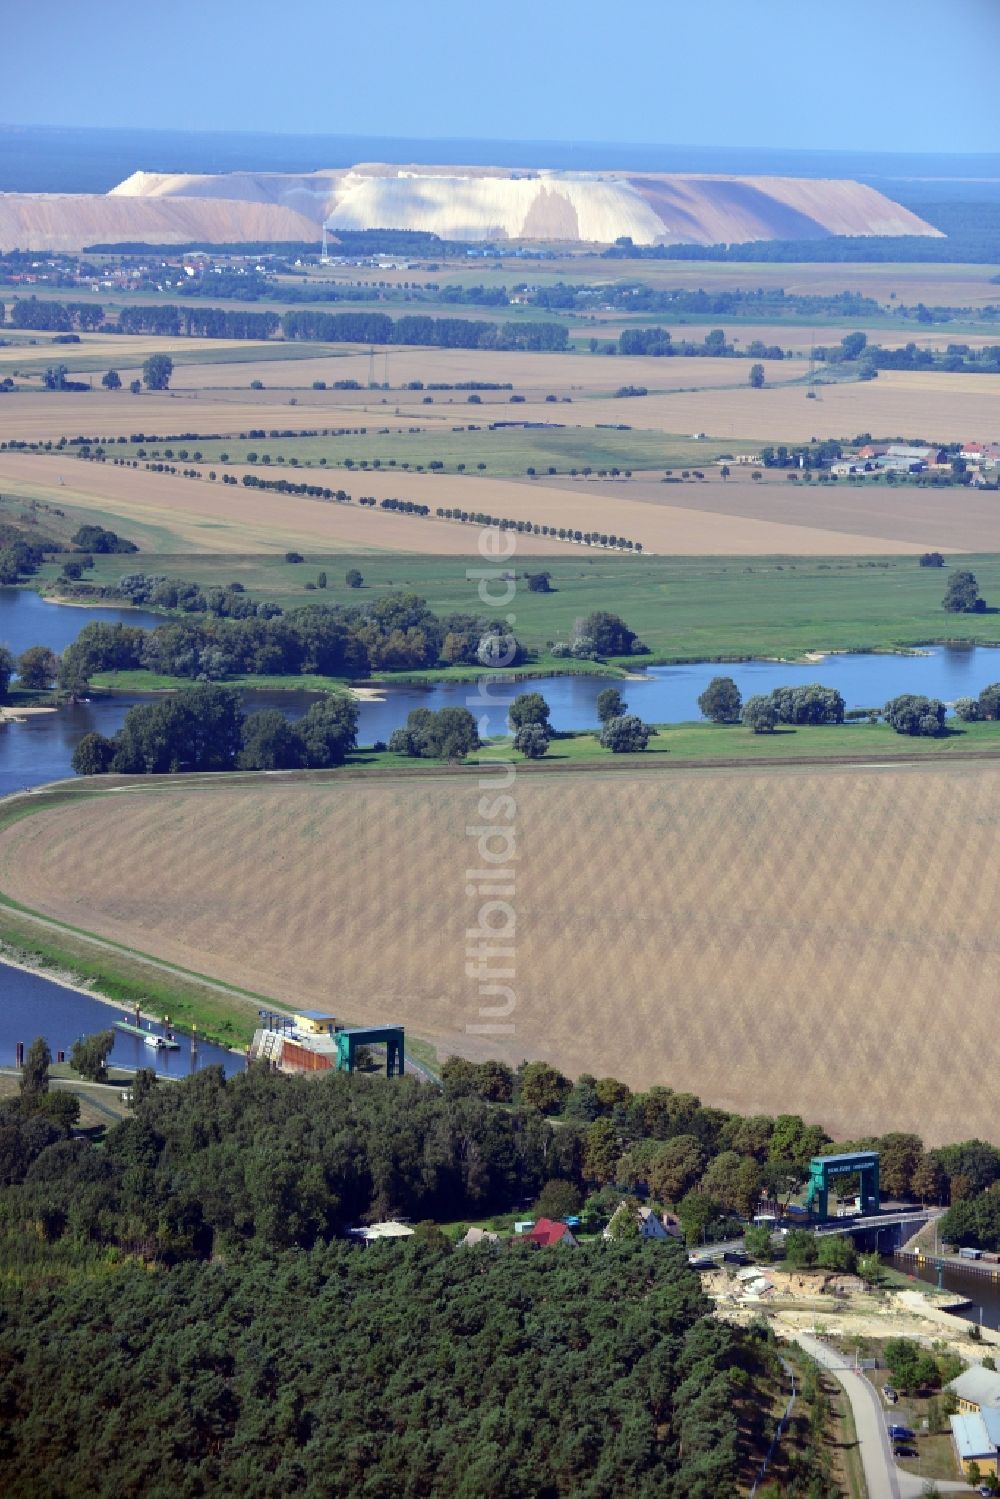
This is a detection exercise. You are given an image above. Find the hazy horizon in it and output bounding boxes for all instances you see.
[6,0,1000,155]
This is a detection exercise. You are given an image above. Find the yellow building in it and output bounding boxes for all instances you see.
[293,1010,336,1037]
[948,1365,1000,1416]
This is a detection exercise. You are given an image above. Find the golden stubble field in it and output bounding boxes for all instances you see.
[314,257,1000,306]
[5,761,999,1144]
[4,352,998,449]
[0,450,937,555]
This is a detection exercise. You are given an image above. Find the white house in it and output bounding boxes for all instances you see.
[604,1201,676,1241]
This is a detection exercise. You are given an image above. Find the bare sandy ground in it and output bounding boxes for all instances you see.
[5,761,1000,1143]
[0,451,934,556]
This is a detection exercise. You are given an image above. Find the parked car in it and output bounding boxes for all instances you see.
[882,1385,898,1404]
[893,1444,917,1458]
[888,1424,914,1441]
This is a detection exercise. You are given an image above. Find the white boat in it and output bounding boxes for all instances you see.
[143,1033,180,1051]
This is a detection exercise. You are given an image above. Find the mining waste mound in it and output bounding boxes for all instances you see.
[0,163,940,250]
[0,193,318,252]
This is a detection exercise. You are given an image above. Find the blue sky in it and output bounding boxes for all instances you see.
[5,0,998,153]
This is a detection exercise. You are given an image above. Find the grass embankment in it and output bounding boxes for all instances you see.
[0,906,269,1050]
[0,788,279,1049]
[0,786,441,1073]
[43,550,1000,663]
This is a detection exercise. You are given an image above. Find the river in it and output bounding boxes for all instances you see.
[5,589,1000,792]
[0,961,245,1078]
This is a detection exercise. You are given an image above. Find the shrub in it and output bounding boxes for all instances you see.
[599,715,650,753]
[742,694,778,733]
[596,687,627,724]
[943,569,985,613]
[883,694,947,736]
[513,723,550,759]
[697,676,742,723]
[508,692,550,731]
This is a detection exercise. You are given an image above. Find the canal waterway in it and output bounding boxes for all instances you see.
[0,960,245,1077]
[890,1253,1000,1331]
[6,588,1000,792]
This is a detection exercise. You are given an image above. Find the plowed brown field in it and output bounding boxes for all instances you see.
[5,761,998,1144]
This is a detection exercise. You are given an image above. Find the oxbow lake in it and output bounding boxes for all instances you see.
[5,588,1000,793]
[0,962,245,1078]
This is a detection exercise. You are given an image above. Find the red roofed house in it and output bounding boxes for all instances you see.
[525,1217,578,1248]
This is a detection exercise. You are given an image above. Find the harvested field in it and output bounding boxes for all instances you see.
[0,451,568,556]
[0,389,379,441]
[561,367,1000,443]
[1,347,994,453]
[169,348,795,394]
[0,451,934,556]
[487,257,1000,308]
[591,471,1000,552]
[5,761,999,1143]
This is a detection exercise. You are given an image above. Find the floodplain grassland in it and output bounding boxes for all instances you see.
[2,761,998,1144]
[44,548,1000,665]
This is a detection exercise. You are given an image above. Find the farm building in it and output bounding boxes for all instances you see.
[832,460,873,477]
[856,443,948,467]
[961,441,1000,469]
[950,1409,1000,1477]
[948,1364,1000,1415]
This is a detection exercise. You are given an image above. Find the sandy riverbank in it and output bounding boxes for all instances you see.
[1,705,57,720]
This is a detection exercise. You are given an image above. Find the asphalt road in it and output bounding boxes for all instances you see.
[792,1330,971,1499]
